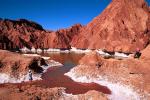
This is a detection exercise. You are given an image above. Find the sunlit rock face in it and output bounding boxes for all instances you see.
[71,0,150,53]
[0,19,82,50]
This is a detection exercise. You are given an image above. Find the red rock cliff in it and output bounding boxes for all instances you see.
[71,0,150,53]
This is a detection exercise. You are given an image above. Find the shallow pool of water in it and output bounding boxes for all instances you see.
[39,53,111,94]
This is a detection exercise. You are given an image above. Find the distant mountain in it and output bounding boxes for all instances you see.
[0,18,82,50]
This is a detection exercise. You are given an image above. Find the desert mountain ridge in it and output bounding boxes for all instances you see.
[71,0,150,52]
[0,18,82,50]
[0,0,150,53]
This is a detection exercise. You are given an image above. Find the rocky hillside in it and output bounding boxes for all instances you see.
[0,19,82,50]
[71,0,150,53]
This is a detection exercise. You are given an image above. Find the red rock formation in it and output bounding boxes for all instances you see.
[71,0,150,53]
[58,24,82,43]
[0,19,82,50]
[40,24,82,49]
[0,50,46,77]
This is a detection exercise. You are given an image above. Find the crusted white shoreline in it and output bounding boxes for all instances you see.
[70,47,92,53]
[22,53,50,60]
[20,47,130,58]
[65,69,141,100]
[0,60,63,84]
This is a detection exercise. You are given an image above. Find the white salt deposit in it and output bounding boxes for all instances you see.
[60,50,70,53]
[20,47,30,53]
[23,54,50,60]
[37,48,43,53]
[20,47,130,58]
[96,50,110,56]
[45,48,70,53]
[114,52,129,58]
[41,56,50,60]
[31,47,36,53]
[46,48,61,52]
[65,69,141,100]
[96,50,130,58]
[44,47,92,53]
[70,47,92,53]
[23,54,41,57]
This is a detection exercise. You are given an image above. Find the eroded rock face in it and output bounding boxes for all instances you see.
[71,0,150,53]
[58,24,82,43]
[0,19,82,50]
[0,50,45,77]
[0,19,45,50]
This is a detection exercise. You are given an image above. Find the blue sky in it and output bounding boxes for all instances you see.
[0,0,150,30]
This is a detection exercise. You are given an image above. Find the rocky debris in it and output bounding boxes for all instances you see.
[71,0,150,53]
[0,84,65,100]
[67,47,150,99]
[0,19,82,50]
[0,83,108,100]
[0,50,46,78]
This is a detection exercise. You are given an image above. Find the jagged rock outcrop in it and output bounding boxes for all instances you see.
[0,19,82,50]
[71,0,150,53]
[0,50,46,77]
